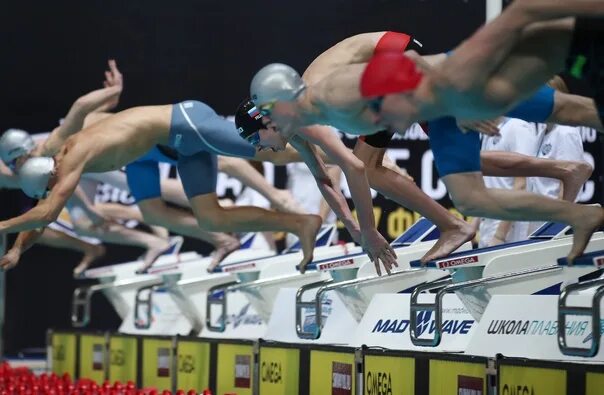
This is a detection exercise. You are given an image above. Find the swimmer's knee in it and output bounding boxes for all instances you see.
[483,78,518,115]
[353,145,385,168]
[195,207,225,232]
[451,193,486,217]
[72,218,94,233]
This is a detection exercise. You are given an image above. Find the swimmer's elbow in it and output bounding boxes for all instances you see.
[39,209,58,227]
[341,157,366,176]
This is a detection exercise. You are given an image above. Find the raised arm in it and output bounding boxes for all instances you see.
[37,60,123,156]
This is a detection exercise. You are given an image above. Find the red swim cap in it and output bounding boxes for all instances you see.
[360,52,423,98]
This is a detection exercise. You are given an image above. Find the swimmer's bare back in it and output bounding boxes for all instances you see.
[65,105,173,174]
[303,32,386,82]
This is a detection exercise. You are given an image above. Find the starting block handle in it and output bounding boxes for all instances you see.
[558,278,604,357]
[134,284,158,330]
[71,287,94,328]
[409,277,452,347]
[205,281,239,332]
[295,279,334,340]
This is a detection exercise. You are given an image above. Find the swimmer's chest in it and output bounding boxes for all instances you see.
[318,103,382,135]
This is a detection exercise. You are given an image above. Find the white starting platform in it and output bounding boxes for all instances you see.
[117,226,351,338]
[68,220,604,371]
[57,221,604,395]
[264,218,472,345]
[200,225,359,339]
[349,222,604,357]
[70,232,273,331]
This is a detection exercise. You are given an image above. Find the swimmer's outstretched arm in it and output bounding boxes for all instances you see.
[0,168,82,233]
[436,0,604,96]
[37,60,123,156]
[254,142,335,166]
[0,229,45,270]
[288,135,361,240]
[511,0,604,21]
[253,144,304,165]
[0,229,46,270]
[298,126,376,231]
[431,9,532,95]
[294,126,398,274]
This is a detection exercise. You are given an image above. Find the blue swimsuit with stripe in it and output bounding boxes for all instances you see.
[126,101,256,201]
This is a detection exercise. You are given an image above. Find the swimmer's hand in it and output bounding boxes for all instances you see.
[457,119,500,136]
[361,229,398,276]
[76,59,124,114]
[99,59,124,111]
[0,249,21,271]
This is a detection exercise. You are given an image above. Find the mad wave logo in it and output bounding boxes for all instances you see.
[372,319,410,334]
[582,319,604,344]
[437,255,478,269]
[371,315,473,335]
[415,311,432,337]
[302,297,333,333]
[541,143,552,156]
[487,319,589,336]
[223,303,263,329]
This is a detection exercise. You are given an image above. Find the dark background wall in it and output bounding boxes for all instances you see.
[8,0,592,354]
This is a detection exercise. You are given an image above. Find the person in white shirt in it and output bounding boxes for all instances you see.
[286,162,340,247]
[527,123,593,233]
[478,117,538,247]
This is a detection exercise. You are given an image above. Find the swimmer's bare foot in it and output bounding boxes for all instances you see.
[295,215,322,274]
[271,189,306,214]
[136,239,171,274]
[420,220,475,263]
[206,235,241,273]
[567,206,604,264]
[561,161,593,202]
[73,244,106,278]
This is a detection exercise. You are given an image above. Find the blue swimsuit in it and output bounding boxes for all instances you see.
[126,101,256,201]
[429,85,555,177]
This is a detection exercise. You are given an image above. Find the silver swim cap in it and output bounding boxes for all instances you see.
[19,157,55,199]
[0,129,35,164]
[250,63,306,107]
